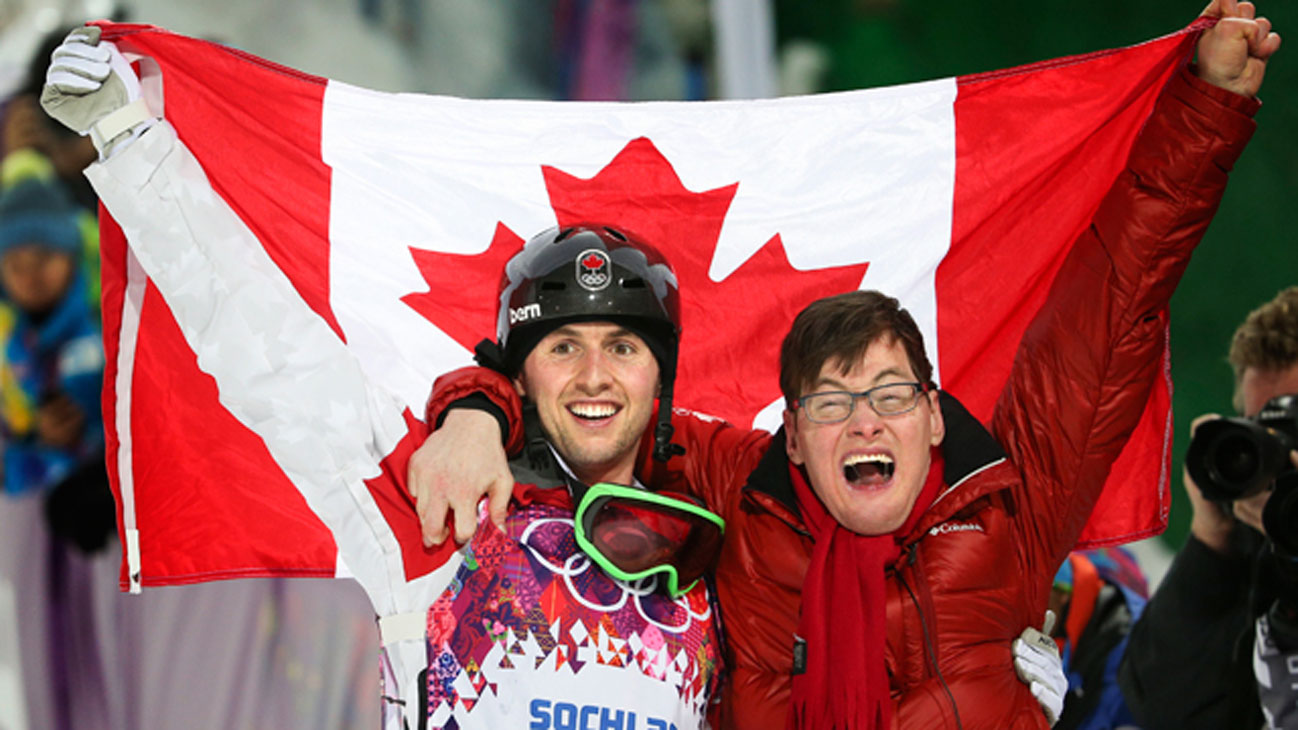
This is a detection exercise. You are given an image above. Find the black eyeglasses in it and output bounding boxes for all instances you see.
[795,382,928,424]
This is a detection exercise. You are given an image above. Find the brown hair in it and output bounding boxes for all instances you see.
[1228,286,1298,413]
[779,290,934,406]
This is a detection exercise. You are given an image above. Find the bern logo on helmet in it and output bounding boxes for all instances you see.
[509,302,542,326]
[576,249,612,292]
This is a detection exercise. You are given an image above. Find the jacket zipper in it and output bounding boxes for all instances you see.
[898,542,964,730]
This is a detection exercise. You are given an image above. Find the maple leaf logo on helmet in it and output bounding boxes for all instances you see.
[576,249,612,291]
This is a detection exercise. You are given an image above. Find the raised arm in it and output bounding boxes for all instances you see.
[87,124,409,479]
[43,27,419,611]
[993,3,1274,563]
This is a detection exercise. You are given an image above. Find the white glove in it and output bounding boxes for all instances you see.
[40,25,154,158]
[1013,610,1066,727]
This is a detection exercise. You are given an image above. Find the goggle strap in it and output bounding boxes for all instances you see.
[581,483,724,531]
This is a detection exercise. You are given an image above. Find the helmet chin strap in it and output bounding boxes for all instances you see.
[653,421,684,462]
[473,338,508,373]
[652,366,685,463]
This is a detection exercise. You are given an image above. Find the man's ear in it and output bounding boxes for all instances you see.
[783,409,805,465]
[512,373,527,399]
[928,389,945,447]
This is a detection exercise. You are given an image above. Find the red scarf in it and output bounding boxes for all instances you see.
[787,447,945,730]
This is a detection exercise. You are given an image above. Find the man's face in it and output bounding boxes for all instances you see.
[0,244,74,314]
[783,336,944,535]
[1239,365,1298,417]
[514,322,659,486]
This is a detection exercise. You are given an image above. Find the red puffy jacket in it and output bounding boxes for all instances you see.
[427,67,1258,729]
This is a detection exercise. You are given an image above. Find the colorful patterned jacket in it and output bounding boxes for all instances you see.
[406,405,724,730]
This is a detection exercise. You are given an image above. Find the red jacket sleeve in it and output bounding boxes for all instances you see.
[636,409,774,520]
[424,366,525,455]
[993,67,1258,571]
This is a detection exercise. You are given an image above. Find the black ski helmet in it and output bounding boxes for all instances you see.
[474,224,684,462]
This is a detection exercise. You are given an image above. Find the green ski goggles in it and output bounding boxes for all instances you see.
[572,482,725,598]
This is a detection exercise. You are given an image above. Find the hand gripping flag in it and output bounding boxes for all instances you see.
[94,21,1205,592]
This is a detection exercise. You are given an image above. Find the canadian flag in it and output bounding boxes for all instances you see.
[96,21,1202,592]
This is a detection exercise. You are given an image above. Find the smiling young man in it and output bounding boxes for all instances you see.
[412,2,1278,726]
[415,226,728,728]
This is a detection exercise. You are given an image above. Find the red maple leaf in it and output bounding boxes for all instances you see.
[402,222,522,358]
[402,137,870,427]
[581,254,605,270]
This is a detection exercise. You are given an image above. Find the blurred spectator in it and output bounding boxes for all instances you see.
[1119,286,1298,729]
[0,144,115,730]
[0,146,114,552]
[0,143,380,730]
[1049,547,1148,729]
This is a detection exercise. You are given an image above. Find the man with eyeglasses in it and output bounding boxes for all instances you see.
[413,1,1276,727]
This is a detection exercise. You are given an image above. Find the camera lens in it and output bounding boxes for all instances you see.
[1214,433,1262,487]
[1187,417,1292,501]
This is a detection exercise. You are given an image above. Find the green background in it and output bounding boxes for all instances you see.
[774,0,1297,548]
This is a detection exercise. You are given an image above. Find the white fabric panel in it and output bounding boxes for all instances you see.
[321,77,958,428]
[86,123,413,619]
[115,249,146,594]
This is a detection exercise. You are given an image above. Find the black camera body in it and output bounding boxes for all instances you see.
[1186,394,1298,558]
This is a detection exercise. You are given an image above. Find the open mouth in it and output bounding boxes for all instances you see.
[567,402,621,422]
[842,453,895,487]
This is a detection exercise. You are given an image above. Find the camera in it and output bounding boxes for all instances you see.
[1185,394,1297,503]
[1186,394,1298,557]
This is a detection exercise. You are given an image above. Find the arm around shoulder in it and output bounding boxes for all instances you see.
[425,366,524,454]
[637,408,775,517]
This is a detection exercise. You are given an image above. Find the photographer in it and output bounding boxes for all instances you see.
[1119,286,1298,729]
